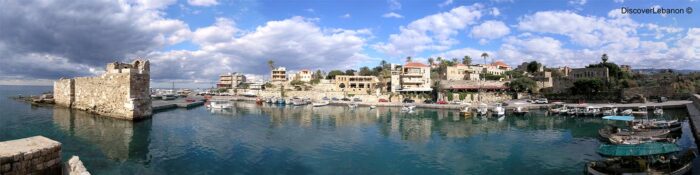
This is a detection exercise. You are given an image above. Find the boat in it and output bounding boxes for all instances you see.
[549,102,565,114]
[369,105,376,109]
[265,97,273,103]
[492,103,505,116]
[602,105,617,116]
[631,106,648,116]
[576,106,586,116]
[631,120,682,132]
[598,125,670,139]
[292,98,307,106]
[208,100,232,109]
[255,98,264,105]
[513,105,529,116]
[567,107,578,115]
[276,98,286,105]
[460,105,472,117]
[608,135,675,145]
[162,93,176,100]
[620,109,633,116]
[476,103,488,116]
[558,105,570,115]
[312,101,329,107]
[653,107,664,116]
[401,105,415,112]
[586,143,695,175]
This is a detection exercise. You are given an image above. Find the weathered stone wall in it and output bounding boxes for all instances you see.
[0,136,62,175]
[66,156,90,175]
[53,60,151,120]
[54,78,74,107]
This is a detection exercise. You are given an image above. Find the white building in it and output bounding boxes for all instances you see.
[389,62,432,93]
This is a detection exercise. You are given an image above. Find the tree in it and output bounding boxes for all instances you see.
[451,58,458,64]
[571,78,604,95]
[314,70,323,79]
[267,60,275,70]
[345,69,356,75]
[359,66,372,76]
[380,60,388,68]
[462,56,472,65]
[326,70,345,79]
[481,52,489,64]
[506,77,537,93]
[290,80,305,86]
[428,57,435,66]
[526,61,541,73]
[406,56,412,63]
[601,53,608,64]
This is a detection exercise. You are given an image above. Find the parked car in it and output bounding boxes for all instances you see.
[341,97,351,101]
[331,97,340,101]
[436,100,447,104]
[534,98,549,104]
[378,99,389,103]
[423,99,434,104]
[403,98,415,103]
[353,98,362,102]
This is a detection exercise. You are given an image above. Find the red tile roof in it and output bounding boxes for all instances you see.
[492,61,510,68]
[405,62,429,68]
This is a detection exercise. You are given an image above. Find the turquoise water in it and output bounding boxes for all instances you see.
[1,85,698,174]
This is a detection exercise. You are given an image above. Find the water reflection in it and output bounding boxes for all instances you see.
[52,106,151,161]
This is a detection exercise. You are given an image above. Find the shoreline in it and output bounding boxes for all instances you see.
[211,95,692,111]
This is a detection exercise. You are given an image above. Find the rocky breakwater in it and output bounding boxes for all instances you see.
[0,136,62,175]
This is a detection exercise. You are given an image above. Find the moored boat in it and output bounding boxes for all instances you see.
[312,101,329,107]
[654,107,664,116]
[476,103,488,116]
[208,100,232,109]
[586,143,695,175]
[492,103,505,116]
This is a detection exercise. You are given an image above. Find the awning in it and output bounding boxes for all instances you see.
[602,116,635,121]
[597,143,680,157]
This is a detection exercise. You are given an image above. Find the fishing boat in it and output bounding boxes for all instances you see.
[598,125,670,139]
[460,105,472,117]
[602,105,617,116]
[586,143,695,175]
[401,105,415,112]
[265,97,273,103]
[207,100,232,109]
[369,105,376,109]
[558,105,570,115]
[620,109,633,116]
[576,106,587,116]
[312,101,329,107]
[255,98,264,105]
[653,107,664,116]
[292,98,307,106]
[631,106,648,116]
[567,107,578,115]
[631,119,682,132]
[276,98,286,105]
[549,102,565,114]
[492,103,505,116]
[512,103,528,116]
[476,103,488,116]
[608,135,675,145]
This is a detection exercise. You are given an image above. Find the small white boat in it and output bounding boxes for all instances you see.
[621,109,633,115]
[369,105,376,109]
[567,107,577,115]
[602,105,617,116]
[631,106,648,116]
[401,105,415,112]
[477,103,488,116]
[653,107,664,116]
[460,105,472,117]
[513,106,529,115]
[492,103,505,116]
[549,102,565,114]
[208,100,232,109]
[312,101,329,107]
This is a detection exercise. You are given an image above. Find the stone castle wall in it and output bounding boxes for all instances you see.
[53,60,152,120]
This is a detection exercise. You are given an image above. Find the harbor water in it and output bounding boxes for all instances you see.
[1,85,698,174]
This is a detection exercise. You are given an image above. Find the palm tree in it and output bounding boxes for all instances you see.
[428,57,435,66]
[601,53,608,64]
[267,60,275,70]
[436,57,443,63]
[462,56,472,65]
[380,60,388,68]
[481,52,489,65]
[406,56,412,63]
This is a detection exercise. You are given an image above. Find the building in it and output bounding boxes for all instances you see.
[271,67,287,83]
[216,72,246,89]
[479,61,511,76]
[54,60,152,120]
[398,62,432,92]
[621,65,631,73]
[552,67,609,93]
[334,75,378,94]
[295,69,313,82]
[446,64,480,81]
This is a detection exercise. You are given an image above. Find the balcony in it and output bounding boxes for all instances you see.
[402,78,424,84]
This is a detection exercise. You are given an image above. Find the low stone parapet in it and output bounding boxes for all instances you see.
[66,156,90,175]
[0,136,62,175]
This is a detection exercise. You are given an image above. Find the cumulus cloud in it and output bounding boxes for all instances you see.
[187,0,218,6]
[470,20,510,40]
[382,12,404,18]
[192,18,236,45]
[149,16,373,82]
[373,4,484,56]
[0,0,188,79]
[491,8,501,16]
[438,0,453,7]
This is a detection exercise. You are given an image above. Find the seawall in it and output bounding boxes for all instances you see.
[687,94,700,147]
[0,136,62,175]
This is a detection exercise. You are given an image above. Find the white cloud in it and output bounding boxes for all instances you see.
[613,0,624,3]
[192,18,236,45]
[470,20,510,40]
[568,0,587,5]
[438,0,453,7]
[149,17,373,81]
[388,0,402,10]
[374,4,484,56]
[382,12,404,18]
[136,0,177,9]
[491,8,501,16]
[341,13,351,18]
[187,0,219,7]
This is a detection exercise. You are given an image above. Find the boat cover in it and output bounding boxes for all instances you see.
[602,116,635,121]
[597,143,680,157]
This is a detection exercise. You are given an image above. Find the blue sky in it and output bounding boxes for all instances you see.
[0,0,698,87]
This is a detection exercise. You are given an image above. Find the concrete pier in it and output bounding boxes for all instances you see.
[152,96,206,112]
[0,136,62,175]
[686,94,700,147]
